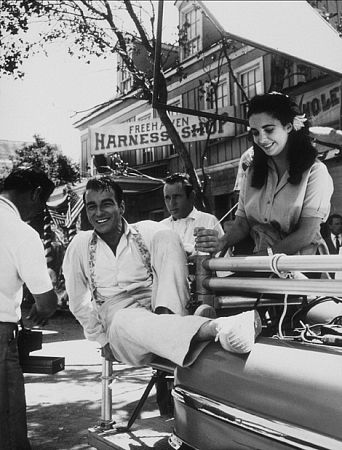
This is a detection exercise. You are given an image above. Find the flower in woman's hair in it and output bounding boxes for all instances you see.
[292,114,307,131]
[269,91,289,98]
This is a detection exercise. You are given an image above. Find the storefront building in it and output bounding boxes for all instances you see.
[73,0,342,221]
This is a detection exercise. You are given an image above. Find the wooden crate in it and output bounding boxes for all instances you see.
[21,355,65,374]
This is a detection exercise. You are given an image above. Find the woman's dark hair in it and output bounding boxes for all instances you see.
[84,176,123,204]
[247,92,317,188]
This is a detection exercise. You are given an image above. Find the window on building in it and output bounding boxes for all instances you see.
[283,62,319,89]
[181,7,202,60]
[118,46,134,94]
[205,79,228,110]
[120,64,133,94]
[143,148,154,164]
[236,61,263,120]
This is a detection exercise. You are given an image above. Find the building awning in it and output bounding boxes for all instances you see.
[199,1,342,77]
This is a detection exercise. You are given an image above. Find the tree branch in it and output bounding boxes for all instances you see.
[124,0,153,53]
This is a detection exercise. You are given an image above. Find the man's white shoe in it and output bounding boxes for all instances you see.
[214,310,262,354]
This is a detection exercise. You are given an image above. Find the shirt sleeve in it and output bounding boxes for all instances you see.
[235,166,249,219]
[62,235,108,347]
[301,162,334,220]
[15,230,52,295]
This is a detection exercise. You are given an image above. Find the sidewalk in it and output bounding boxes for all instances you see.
[23,309,161,450]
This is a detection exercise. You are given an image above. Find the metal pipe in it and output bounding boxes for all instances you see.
[195,254,215,306]
[217,295,303,308]
[100,358,113,425]
[203,277,342,296]
[203,254,342,273]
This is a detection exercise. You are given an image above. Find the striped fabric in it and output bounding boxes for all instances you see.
[65,193,83,229]
[43,207,54,269]
[48,209,66,227]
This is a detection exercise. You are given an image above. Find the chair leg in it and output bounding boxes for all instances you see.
[99,357,115,429]
[156,372,174,416]
[98,360,173,433]
[124,370,161,431]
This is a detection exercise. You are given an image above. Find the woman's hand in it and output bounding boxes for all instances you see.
[194,227,222,254]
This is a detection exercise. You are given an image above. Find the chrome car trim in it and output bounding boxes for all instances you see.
[172,387,341,450]
[168,433,185,450]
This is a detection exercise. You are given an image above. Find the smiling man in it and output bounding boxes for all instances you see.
[63,176,261,368]
[161,173,223,254]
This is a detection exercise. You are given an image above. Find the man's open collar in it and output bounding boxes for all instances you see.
[94,217,131,241]
[185,207,200,221]
[168,207,199,222]
[126,219,138,236]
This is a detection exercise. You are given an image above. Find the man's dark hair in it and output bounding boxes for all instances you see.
[327,214,342,225]
[85,176,123,204]
[3,166,55,202]
[164,173,193,197]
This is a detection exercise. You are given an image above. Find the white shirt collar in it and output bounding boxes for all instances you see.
[0,195,21,218]
[169,207,199,222]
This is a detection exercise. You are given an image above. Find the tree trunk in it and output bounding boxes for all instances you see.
[155,72,210,211]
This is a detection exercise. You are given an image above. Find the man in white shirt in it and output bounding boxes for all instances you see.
[63,177,261,369]
[161,173,224,254]
[0,167,58,449]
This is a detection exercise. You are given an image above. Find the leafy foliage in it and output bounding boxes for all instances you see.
[0,0,209,209]
[1,0,157,89]
[11,134,80,185]
[307,0,342,35]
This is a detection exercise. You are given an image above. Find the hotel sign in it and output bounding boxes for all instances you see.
[295,81,340,126]
[89,114,235,155]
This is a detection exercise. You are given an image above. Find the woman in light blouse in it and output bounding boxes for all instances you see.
[195,92,333,256]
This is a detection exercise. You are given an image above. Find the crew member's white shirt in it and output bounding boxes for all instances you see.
[0,196,52,323]
[161,207,223,254]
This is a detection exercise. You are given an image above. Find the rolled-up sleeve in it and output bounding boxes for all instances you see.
[235,167,248,219]
[16,230,52,294]
[62,234,107,347]
[301,162,334,220]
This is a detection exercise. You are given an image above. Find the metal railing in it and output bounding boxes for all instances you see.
[100,253,342,425]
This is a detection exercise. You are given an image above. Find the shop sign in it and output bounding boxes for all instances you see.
[89,114,235,155]
[295,82,340,126]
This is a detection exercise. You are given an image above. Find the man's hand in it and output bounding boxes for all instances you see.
[101,343,116,361]
[26,303,55,326]
[27,289,58,326]
[194,227,221,254]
